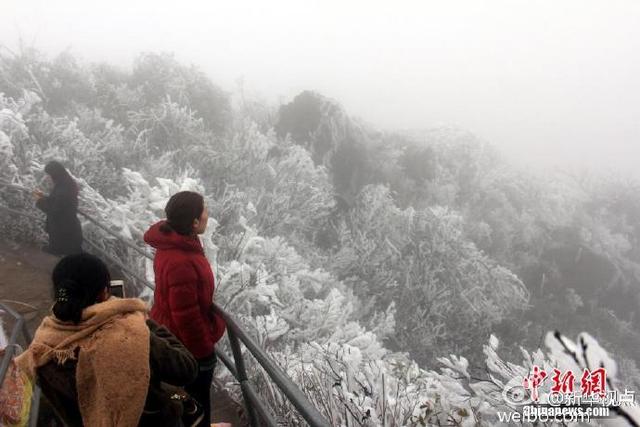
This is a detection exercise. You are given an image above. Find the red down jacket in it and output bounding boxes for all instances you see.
[144,221,225,359]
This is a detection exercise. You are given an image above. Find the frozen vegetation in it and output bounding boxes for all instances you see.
[1,49,639,425]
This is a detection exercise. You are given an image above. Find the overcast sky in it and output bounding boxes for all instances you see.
[2,0,639,177]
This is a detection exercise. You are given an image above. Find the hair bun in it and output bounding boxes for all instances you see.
[52,253,111,324]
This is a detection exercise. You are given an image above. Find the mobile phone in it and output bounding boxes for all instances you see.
[110,280,125,298]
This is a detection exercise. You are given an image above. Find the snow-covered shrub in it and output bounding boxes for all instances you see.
[331,184,530,366]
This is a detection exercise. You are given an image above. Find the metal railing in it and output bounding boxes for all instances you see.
[0,180,330,427]
[216,306,329,427]
[0,302,41,427]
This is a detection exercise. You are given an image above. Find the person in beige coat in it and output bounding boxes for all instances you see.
[16,253,199,427]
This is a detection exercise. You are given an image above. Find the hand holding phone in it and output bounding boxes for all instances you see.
[109,280,125,298]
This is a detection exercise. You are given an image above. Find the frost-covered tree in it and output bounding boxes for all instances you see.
[330,184,529,366]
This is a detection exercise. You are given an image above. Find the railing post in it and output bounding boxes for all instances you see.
[227,328,260,427]
[0,302,42,427]
[20,312,40,427]
[213,305,329,427]
[21,320,32,344]
[29,387,41,427]
[0,311,24,386]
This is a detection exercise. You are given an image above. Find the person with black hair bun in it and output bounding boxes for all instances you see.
[33,161,83,255]
[15,253,199,427]
[144,191,226,427]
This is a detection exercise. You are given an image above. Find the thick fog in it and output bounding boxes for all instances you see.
[4,2,640,425]
[2,0,639,177]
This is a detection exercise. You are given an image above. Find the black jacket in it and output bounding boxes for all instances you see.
[37,319,199,427]
[35,180,83,255]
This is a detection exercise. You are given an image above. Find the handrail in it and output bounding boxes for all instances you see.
[77,209,151,260]
[0,180,330,427]
[84,238,155,291]
[0,205,152,294]
[0,302,40,427]
[0,203,43,222]
[0,178,150,260]
[0,303,27,385]
[216,304,329,427]
[0,201,153,294]
[0,179,32,194]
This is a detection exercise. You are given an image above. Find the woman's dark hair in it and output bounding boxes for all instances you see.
[44,161,78,194]
[160,191,204,236]
[52,253,111,324]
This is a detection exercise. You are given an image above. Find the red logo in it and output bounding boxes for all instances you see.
[580,368,607,397]
[523,365,548,401]
[523,366,607,401]
[551,368,576,393]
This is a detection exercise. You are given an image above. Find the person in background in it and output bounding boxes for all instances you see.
[33,161,83,255]
[144,191,226,427]
[15,253,199,427]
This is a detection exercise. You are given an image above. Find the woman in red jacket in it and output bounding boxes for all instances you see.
[144,191,225,427]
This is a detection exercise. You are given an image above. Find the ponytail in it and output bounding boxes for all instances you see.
[159,221,174,234]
